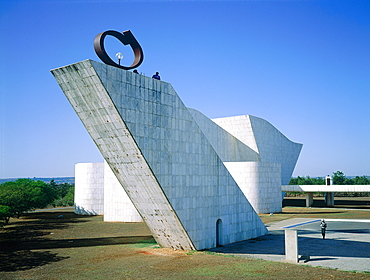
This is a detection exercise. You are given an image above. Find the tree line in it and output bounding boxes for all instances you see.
[1,171,368,225]
[289,171,370,185]
[289,171,370,197]
[0,179,74,226]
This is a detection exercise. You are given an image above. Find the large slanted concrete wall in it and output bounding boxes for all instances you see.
[52,61,195,250]
[75,108,295,215]
[51,60,267,250]
[103,161,143,222]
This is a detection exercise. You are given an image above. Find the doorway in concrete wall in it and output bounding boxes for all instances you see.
[216,219,223,247]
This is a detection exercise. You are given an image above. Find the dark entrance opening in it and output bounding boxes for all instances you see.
[216,219,223,247]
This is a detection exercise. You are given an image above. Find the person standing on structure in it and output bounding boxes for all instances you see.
[152,72,160,80]
[320,219,327,239]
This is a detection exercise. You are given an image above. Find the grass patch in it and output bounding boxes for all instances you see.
[189,262,269,278]
[1,207,370,280]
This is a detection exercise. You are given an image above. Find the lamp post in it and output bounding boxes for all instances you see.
[116,52,124,65]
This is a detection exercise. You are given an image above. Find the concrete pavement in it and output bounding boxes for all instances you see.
[211,218,370,272]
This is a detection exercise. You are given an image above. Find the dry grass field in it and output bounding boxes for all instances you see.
[1,199,369,279]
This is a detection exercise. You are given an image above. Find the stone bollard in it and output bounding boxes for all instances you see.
[285,229,298,263]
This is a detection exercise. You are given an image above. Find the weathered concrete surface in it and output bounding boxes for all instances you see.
[285,229,298,262]
[51,60,267,250]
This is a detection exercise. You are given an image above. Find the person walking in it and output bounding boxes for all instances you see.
[320,219,327,239]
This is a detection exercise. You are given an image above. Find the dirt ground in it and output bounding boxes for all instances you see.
[1,199,370,280]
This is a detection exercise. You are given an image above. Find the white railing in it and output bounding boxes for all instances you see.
[282,185,370,193]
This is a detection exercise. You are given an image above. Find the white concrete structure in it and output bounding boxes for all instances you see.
[212,115,302,185]
[103,161,143,222]
[188,108,301,214]
[325,175,333,186]
[224,162,282,213]
[74,162,142,221]
[52,60,301,250]
[282,185,370,207]
[75,107,299,216]
[283,185,370,192]
[74,163,104,215]
[285,229,298,263]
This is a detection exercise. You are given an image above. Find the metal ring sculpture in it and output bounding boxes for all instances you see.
[94,30,144,70]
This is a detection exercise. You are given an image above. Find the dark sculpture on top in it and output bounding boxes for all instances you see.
[94,30,144,70]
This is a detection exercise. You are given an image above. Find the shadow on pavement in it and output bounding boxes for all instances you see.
[308,257,338,262]
[211,232,370,259]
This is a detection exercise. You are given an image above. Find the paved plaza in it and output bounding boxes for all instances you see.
[211,218,370,272]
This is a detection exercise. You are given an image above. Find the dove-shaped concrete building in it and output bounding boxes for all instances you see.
[51,60,302,250]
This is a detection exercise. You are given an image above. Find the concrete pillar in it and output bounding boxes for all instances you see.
[305,192,313,207]
[74,163,104,215]
[285,229,298,263]
[325,192,335,206]
[325,175,334,206]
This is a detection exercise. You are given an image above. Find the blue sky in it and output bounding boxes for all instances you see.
[0,0,369,178]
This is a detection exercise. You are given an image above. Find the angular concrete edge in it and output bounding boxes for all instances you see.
[103,161,143,222]
[212,115,303,184]
[188,108,260,162]
[51,60,268,250]
[51,60,195,250]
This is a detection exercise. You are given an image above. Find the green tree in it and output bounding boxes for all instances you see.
[311,177,325,185]
[352,176,370,185]
[63,186,74,206]
[0,205,11,225]
[55,182,73,198]
[48,181,74,207]
[51,186,75,207]
[332,171,352,185]
[0,179,57,223]
[289,176,324,185]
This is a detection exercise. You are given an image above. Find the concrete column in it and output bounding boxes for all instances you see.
[325,192,335,206]
[305,192,313,207]
[285,229,298,263]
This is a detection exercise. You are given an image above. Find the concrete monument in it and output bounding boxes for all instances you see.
[51,60,275,250]
[51,30,302,250]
